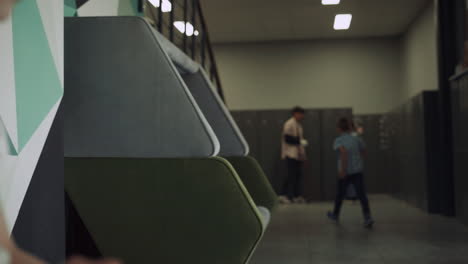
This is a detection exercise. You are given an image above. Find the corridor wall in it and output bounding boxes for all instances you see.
[381,91,442,214]
[451,72,468,225]
[0,0,64,262]
[353,114,392,194]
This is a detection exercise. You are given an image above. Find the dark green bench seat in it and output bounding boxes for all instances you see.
[66,157,264,264]
[226,156,278,213]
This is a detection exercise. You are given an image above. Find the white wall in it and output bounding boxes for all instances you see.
[401,2,438,99]
[213,3,438,114]
[215,38,403,114]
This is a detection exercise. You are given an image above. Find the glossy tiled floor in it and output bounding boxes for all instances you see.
[250,195,468,264]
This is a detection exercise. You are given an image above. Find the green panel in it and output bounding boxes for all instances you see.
[226,156,279,213]
[130,0,143,16]
[64,0,76,9]
[66,157,263,264]
[64,5,77,17]
[12,0,63,151]
[118,0,142,16]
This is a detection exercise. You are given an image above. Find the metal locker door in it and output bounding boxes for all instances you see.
[301,109,322,201]
[320,108,353,201]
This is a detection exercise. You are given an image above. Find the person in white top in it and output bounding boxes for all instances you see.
[279,107,308,204]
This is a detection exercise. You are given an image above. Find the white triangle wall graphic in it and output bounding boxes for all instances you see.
[77,0,120,17]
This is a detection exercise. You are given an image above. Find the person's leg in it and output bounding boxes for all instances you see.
[352,173,372,218]
[293,160,304,199]
[332,177,348,217]
[282,158,296,200]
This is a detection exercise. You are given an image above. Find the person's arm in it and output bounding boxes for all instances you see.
[339,146,347,179]
[284,135,300,145]
[283,121,300,145]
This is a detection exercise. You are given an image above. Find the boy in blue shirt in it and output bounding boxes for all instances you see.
[327,118,374,228]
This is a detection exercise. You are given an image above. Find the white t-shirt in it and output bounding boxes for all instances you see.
[281,117,306,161]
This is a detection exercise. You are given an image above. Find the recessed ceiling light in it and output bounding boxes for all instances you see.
[174,21,198,36]
[148,0,172,13]
[148,0,160,7]
[322,0,340,5]
[334,14,352,30]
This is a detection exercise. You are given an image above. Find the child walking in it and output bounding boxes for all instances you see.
[327,118,374,228]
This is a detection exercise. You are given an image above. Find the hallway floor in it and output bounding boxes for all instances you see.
[250,195,468,264]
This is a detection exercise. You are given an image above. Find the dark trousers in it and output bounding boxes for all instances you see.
[282,158,303,199]
[333,173,371,218]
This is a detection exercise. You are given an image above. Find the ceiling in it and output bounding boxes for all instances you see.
[200,0,432,44]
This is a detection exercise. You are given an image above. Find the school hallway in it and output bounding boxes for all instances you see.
[250,195,468,264]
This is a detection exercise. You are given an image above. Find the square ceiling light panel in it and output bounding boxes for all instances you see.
[334,14,352,30]
[322,0,340,5]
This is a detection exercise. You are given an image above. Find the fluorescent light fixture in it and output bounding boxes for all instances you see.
[148,0,160,7]
[322,0,340,5]
[174,21,198,36]
[334,14,352,30]
[148,0,172,13]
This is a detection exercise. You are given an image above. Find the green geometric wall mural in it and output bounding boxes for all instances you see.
[117,0,135,16]
[128,0,143,16]
[76,0,143,17]
[65,0,77,17]
[65,0,76,8]
[12,0,63,151]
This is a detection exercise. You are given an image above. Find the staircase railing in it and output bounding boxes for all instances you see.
[143,0,225,101]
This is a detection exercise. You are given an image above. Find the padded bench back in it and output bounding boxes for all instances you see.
[182,70,249,156]
[226,156,278,213]
[64,17,219,158]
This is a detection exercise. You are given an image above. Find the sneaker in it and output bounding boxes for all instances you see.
[364,218,374,229]
[327,211,339,223]
[278,196,291,204]
[293,197,306,204]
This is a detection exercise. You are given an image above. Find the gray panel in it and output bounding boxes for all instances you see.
[381,92,444,213]
[302,110,322,201]
[258,110,290,193]
[183,70,248,156]
[355,114,384,194]
[452,74,468,225]
[64,17,218,158]
[233,111,261,159]
[155,30,198,74]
